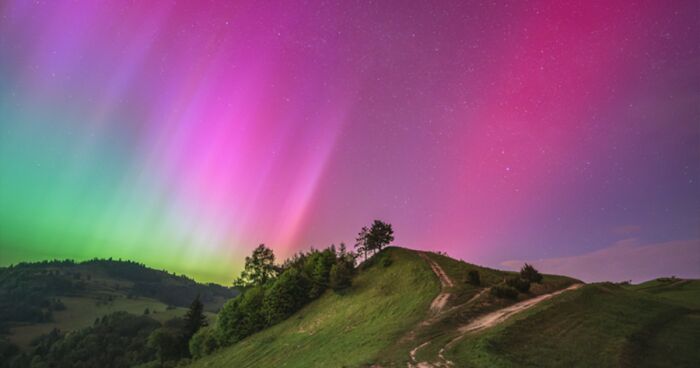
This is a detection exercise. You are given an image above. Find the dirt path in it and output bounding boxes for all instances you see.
[407,253,455,368]
[418,253,453,313]
[442,283,584,354]
[458,283,582,335]
[411,283,583,367]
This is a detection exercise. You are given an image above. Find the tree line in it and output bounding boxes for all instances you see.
[0,220,395,367]
[189,220,394,359]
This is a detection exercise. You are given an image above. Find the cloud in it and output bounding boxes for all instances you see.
[501,238,700,283]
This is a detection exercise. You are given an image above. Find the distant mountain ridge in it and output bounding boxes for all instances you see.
[0,258,237,348]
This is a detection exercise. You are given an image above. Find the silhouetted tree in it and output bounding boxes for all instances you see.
[366,220,394,253]
[520,263,543,283]
[183,294,207,340]
[234,244,278,288]
[355,220,395,259]
[355,226,370,261]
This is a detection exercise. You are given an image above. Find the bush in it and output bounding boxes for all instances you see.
[381,254,393,267]
[189,327,219,359]
[491,285,519,299]
[217,286,266,345]
[506,277,531,293]
[520,263,543,283]
[262,268,310,324]
[329,262,352,291]
[467,270,480,286]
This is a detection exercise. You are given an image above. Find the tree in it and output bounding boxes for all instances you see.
[148,324,185,364]
[307,248,337,298]
[234,244,278,288]
[520,263,543,283]
[262,268,310,324]
[355,220,395,259]
[183,294,208,341]
[355,226,370,261]
[329,261,352,291]
[366,220,394,253]
[216,286,266,345]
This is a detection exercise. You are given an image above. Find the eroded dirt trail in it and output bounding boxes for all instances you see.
[442,283,584,355]
[407,253,455,368]
[419,253,453,313]
[409,277,583,368]
[459,283,582,334]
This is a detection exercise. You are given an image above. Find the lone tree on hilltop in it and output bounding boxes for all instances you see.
[367,220,394,253]
[355,220,394,260]
[234,244,278,288]
[520,263,543,283]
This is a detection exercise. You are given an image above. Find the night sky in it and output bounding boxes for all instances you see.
[1,1,698,283]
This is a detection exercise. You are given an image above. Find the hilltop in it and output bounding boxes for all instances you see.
[189,247,581,367]
[189,247,698,367]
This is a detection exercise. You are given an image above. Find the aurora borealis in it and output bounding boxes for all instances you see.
[1,1,698,283]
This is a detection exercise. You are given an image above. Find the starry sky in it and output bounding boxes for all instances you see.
[1,1,698,283]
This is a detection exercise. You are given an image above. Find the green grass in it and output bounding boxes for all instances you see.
[446,282,699,367]
[186,248,700,367]
[7,295,198,349]
[189,248,583,367]
[625,278,700,309]
[189,247,439,368]
[401,252,579,364]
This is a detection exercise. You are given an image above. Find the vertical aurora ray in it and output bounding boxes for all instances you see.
[1,1,698,283]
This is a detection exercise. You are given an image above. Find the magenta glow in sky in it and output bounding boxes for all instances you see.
[1,1,698,283]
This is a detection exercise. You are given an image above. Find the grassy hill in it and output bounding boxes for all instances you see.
[189,247,438,367]
[446,279,700,367]
[189,247,699,368]
[189,247,580,367]
[0,259,236,349]
[2,248,697,367]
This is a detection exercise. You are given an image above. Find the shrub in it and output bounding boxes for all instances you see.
[381,254,393,267]
[467,270,481,286]
[491,285,519,299]
[520,263,543,283]
[189,327,219,359]
[329,262,352,291]
[506,277,531,293]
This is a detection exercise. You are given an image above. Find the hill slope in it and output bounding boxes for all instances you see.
[0,259,236,348]
[190,247,580,367]
[446,280,700,367]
